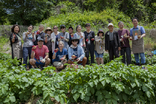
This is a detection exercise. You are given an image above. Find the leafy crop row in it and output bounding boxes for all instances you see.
[1,53,156,104]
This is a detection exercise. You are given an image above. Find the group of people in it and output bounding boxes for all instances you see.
[9,17,146,70]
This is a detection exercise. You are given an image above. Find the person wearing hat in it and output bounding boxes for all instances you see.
[44,27,53,64]
[118,21,131,65]
[105,23,121,61]
[68,26,74,46]
[95,29,105,65]
[68,35,87,66]
[33,24,45,45]
[58,25,69,51]
[52,41,68,71]
[84,23,95,65]
[30,37,50,69]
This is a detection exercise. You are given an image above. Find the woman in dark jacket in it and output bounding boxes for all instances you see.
[105,23,121,61]
[10,24,23,64]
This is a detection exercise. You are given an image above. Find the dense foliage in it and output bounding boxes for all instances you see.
[1,52,156,103]
[0,0,156,26]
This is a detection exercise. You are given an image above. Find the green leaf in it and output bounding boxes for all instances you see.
[88,82,94,87]
[9,95,16,102]
[101,81,106,86]
[146,91,151,98]
[73,93,80,102]
[22,77,28,82]
[97,94,103,102]
[90,87,95,94]
[105,93,111,99]
[84,96,90,102]
[55,96,60,102]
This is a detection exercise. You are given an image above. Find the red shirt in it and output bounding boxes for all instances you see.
[32,45,49,59]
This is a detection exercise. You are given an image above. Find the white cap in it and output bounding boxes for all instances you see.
[108,23,114,27]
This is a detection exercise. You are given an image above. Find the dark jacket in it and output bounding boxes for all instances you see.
[84,31,95,46]
[105,31,120,51]
[34,31,45,45]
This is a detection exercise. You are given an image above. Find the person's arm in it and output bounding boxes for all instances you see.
[32,32,36,42]
[140,26,146,38]
[116,32,121,51]
[23,32,28,42]
[44,53,49,60]
[68,47,72,60]
[91,31,95,41]
[31,51,35,59]
[105,32,108,51]
[53,51,57,59]
[64,32,69,42]
[11,33,16,43]
[78,46,85,61]
[82,33,86,47]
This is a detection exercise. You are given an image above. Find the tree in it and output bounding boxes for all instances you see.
[1,0,54,25]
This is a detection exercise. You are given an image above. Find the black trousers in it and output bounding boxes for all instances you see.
[120,47,131,65]
[108,41,119,61]
[49,51,52,65]
[85,44,94,64]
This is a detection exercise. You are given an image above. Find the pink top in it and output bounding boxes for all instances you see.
[32,45,49,59]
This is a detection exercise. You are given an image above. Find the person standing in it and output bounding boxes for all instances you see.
[34,24,45,45]
[118,21,131,65]
[44,27,53,64]
[74,25,85,47]
[51,26,60,53]
[105,23,121,61]
[23,25,35,69]
[58,25,69,50]
[95,29,105,65]
[68,26,74,46]
[84,23,95,65]
[10,24,22,64]
[130,17,146,66]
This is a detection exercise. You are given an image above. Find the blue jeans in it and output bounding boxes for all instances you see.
[23,47,32,68]
[134,53,146,64]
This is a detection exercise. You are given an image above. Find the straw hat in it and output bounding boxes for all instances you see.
[45,27,52,33]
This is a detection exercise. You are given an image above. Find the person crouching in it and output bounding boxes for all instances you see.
[68,36,87,66]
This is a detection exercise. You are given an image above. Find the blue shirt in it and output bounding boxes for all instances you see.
[54,48,67,62]
[73,48,78,59]
[130,26,145,36]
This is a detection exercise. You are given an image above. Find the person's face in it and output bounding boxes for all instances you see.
[38,41,43,46]
[86,26,90,30]
[14,26,19,33]
[28,26,33,32]
[72,40,78,46]
[108,25,114,31]
[59,43,64,49]
[46,30,51,34]
[68,28,73,34]
[132,19,138,27]
[118,23,124,29]
[53,26,58,32]
[39,26,44,31]
[99,33,103,37]
[61,28,66,32]
[77,26,81,32]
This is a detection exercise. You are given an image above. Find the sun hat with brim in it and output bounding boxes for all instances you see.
[37,37,44,42]
[97,29,104,36]
[108,23,114,27]
[71,34,80,42]
[45,27,52,33]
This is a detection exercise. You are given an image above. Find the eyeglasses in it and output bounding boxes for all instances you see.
[46,29,51,31]
[72,40,78,42]
[53,28,57,29]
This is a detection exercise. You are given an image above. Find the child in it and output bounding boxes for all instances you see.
[95,29,105,65]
